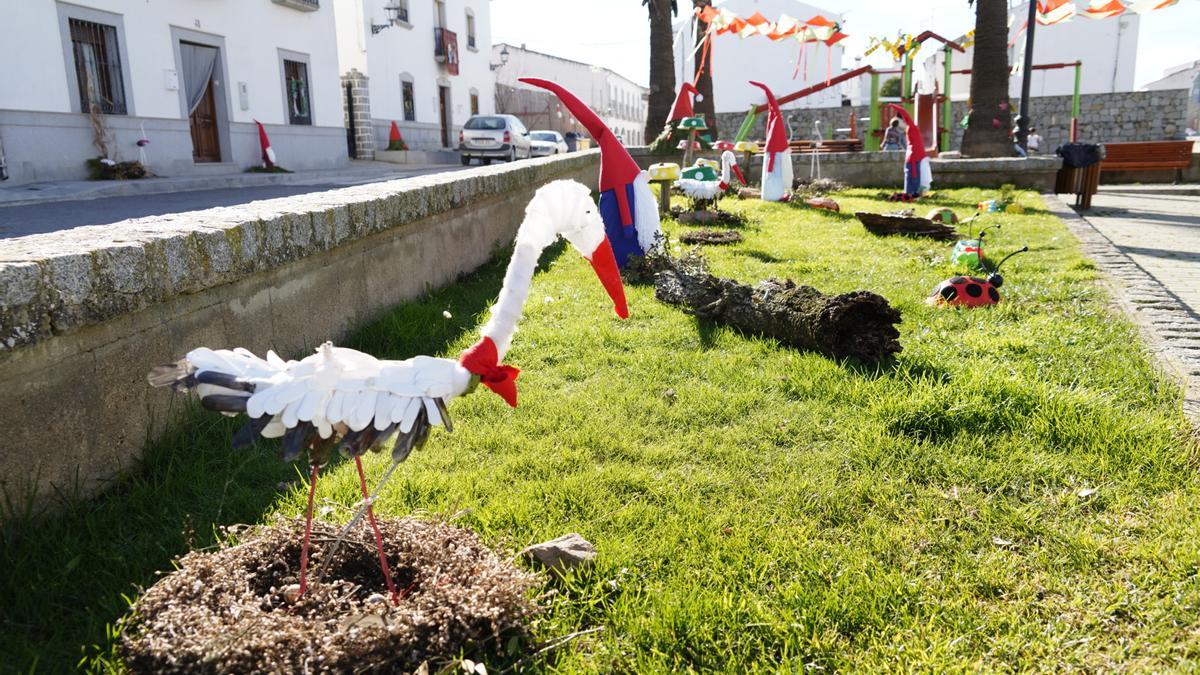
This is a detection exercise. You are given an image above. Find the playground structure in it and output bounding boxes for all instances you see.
[731,32,1083,156]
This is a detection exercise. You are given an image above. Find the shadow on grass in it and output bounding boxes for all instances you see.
[0,245,531,674]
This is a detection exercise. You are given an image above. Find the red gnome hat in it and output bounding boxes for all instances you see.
[885,104,928,163]
[520,77,642,227]
[668,82,699,122]
[253,119,276,168]
[748,81,789,173]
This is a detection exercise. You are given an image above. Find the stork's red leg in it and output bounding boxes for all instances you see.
[297,462,320,599]
[354,456,398,603]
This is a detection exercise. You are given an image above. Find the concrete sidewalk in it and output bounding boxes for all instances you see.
[1082,186,1200,313]
[1051,185,1200,421]
[0,159,461,207]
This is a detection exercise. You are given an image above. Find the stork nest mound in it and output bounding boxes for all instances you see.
[121,517,538,674]
[678,229,744,245]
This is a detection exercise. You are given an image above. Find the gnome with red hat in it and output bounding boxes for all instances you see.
[886,104,931,198]
[668,82,700,123]
[749,81,793,202]
[522,77,662,269]
[649,82,711,153]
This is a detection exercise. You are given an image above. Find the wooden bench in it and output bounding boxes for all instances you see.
[1100,140,1193,183]
[788,138,863,154]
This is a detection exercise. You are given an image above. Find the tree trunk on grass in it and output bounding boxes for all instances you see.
[692,0,718,138]
[644,0,678,142]
[653,254,902,362]
[960,0,1014,157]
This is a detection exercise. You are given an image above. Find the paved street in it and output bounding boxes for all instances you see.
[0,163,462,238]
[1081,185,1200,314]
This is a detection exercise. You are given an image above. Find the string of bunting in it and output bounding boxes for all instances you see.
[693,5,847,83]
[1012,0,1179,45]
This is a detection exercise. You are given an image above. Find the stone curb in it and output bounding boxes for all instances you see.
[1044,192,1200,423]
[0,151,599,357]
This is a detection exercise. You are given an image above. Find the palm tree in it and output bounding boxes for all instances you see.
[960,0,1014,156]
[692,0,717,138]
[643,0,677,142]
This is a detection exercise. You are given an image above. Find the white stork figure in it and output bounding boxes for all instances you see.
[674,151,748,202]
[148,180,628,602]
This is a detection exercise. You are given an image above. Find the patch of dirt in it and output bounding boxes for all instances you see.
[678,229,744,245]
[669,206,750,228]
[121,517,538,674]
[792,177,849,196]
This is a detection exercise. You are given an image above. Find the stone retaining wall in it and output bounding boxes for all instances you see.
[0,151,600,508]
[716,89,1190,155]
[631,148,1059,191]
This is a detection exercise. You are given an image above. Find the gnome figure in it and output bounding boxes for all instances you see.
[748,81,792,202]
[667,82,701,124]
[886,104,931,197]
[521,77,663,268]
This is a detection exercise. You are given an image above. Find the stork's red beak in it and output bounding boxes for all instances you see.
[586,238,629,319]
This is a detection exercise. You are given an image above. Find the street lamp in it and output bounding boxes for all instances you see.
[490,45,510,71]
[372,1,405,34]
[1015,0,1038,152]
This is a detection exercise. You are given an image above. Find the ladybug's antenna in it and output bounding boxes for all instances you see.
[993,246,1029,274]
[977,223,1000,242]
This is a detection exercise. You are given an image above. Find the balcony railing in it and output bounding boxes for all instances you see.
[271,0,319,11]
[434,27,459,75]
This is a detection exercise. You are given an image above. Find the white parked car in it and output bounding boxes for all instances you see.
[458,115,532,165]
[528,130,569,157]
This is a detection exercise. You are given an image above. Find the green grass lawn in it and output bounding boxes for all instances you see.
[4,187,1200,672]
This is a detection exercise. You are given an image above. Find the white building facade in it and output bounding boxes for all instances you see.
[674,0,845,113]
[0,0,347,184]
[923,2,1139,101]
[493,44,647,146]
[334,0,495,153]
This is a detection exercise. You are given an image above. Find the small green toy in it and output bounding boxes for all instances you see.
[951,222,1000,270]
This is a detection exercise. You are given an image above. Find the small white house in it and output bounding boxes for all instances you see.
[674,0,846,114]
[493,43,648,146]
[334,0,495,155]
[0,0,348,184]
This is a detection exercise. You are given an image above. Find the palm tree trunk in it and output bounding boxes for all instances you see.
[960,0,1014,157]
[692,0,718,138]
[644,0,677,142]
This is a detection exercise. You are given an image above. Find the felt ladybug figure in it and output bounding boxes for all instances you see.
[928,246,1029,308]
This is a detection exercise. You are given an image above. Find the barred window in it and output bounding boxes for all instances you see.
[284,59,311,125]
[402,80,416,121]
[69,18,127,115]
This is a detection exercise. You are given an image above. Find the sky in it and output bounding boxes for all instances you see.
[490,0,1200,89]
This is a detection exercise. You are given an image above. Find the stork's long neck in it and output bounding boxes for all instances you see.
[479,210,556,360]
[721,152,732,185]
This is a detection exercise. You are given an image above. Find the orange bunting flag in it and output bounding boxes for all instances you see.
[697,5,719,23]
[767,14,800,40]
[1082,0,1126,18]
[739,11,770,39]
[1036,0,1075,24]
[1128,0,1178,12]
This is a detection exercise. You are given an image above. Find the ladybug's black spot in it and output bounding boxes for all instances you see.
[988,286,1000,302]
[949,276,968,284]
[940,285,958,301]
[965,283,983,298]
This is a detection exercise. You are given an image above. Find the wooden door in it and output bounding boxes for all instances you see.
[438,86,450,147]
[190,77,220,162]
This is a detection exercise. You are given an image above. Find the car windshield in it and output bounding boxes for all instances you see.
[530,132,558,142]
[464,116,506,131]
